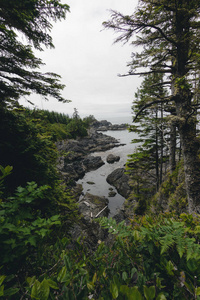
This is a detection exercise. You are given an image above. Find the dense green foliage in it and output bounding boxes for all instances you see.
[3,213,200,299]
[0,105,96,299]
[0,107,91,192]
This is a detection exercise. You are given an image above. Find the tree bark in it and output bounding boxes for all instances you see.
[169,123,176,173]
[175,92,200,213]
[178,119,200,213]
[173,3,200,213]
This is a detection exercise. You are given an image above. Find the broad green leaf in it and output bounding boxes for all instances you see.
[64,255,72,271]
[87,282,94,291]
[38,228,49,238]
[156,293,167,300]
[26,236,36,247]
[92,272,97,284]
[143,285,155,300]
[187,259,198,272]
[39,279,50,300]
[195,287,200,296]
[31,280,41,299]
[0,275,6,286]
[27,276,36,287]
[0,285,4,297]
[128,287,142,300]
[131,267,137,279]
[57,266,67,283]
[46,279,59,289]
[122,271,128,282]
[120,285,129,295]
[110,282,118,299]
[120,285,142,300]
[4,287,19,297]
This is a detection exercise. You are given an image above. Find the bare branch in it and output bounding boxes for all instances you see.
[151,81,172,87]
[118,69,171,77]
[133,97,175,122]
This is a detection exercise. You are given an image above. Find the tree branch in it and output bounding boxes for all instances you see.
[133,97,175,122]
[118,69,171,77]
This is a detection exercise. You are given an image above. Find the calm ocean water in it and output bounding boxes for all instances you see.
[77,129,138,217]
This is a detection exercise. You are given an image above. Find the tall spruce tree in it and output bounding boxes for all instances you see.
[0,0,70,109]
[129,73,169,192]
[104,0,200,213]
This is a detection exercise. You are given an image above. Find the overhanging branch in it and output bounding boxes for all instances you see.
[133,96,175,122]
[118,69,171,77]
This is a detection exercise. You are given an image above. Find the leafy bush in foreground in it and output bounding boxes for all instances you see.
[4,213,200,299]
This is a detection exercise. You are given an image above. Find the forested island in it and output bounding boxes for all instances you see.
[1,1,200,299]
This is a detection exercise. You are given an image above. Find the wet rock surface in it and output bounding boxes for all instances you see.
[106,153,120,164]
[106,168,131,198]
[57,124,133,248]
[56,129,124,183]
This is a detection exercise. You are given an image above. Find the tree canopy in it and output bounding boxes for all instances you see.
[0,0,70,109]
[104,0,200,214]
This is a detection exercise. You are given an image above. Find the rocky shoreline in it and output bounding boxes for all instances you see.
[56,128,125,183]
[57,121,133,248]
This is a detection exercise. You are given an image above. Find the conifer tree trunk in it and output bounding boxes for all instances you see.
[169,123,176,173]
[176,96,200,213]
[155,110,160,191]
[174,7,200,213]
[160,104,164,184]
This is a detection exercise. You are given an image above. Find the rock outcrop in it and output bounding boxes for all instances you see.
[92,120,127,131]
[56,130,123,183]
[78,192,109,220]
[106,168,131,198]
[106,154,120,164]
[70,193,109,249]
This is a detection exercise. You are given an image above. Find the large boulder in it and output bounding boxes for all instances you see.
[82,156,105,171]
[106,168,131,198]
[106,154,120,164]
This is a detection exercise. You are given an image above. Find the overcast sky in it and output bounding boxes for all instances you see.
[21,0,141,123]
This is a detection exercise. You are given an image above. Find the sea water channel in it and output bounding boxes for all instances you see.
[77,129,138,217]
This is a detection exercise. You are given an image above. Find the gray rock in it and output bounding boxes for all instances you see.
[106,154,120,164]
[56,130,124,183]
[78,192,109,220]
[82,155,104,172]
[69,193,110,250]
[108,191,117,197]
[92,120,127,131]
[106,168,131,198]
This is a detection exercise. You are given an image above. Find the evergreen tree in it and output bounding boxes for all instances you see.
[0,0,70,109]
[104,0,200,214]
[128,73,169,192]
